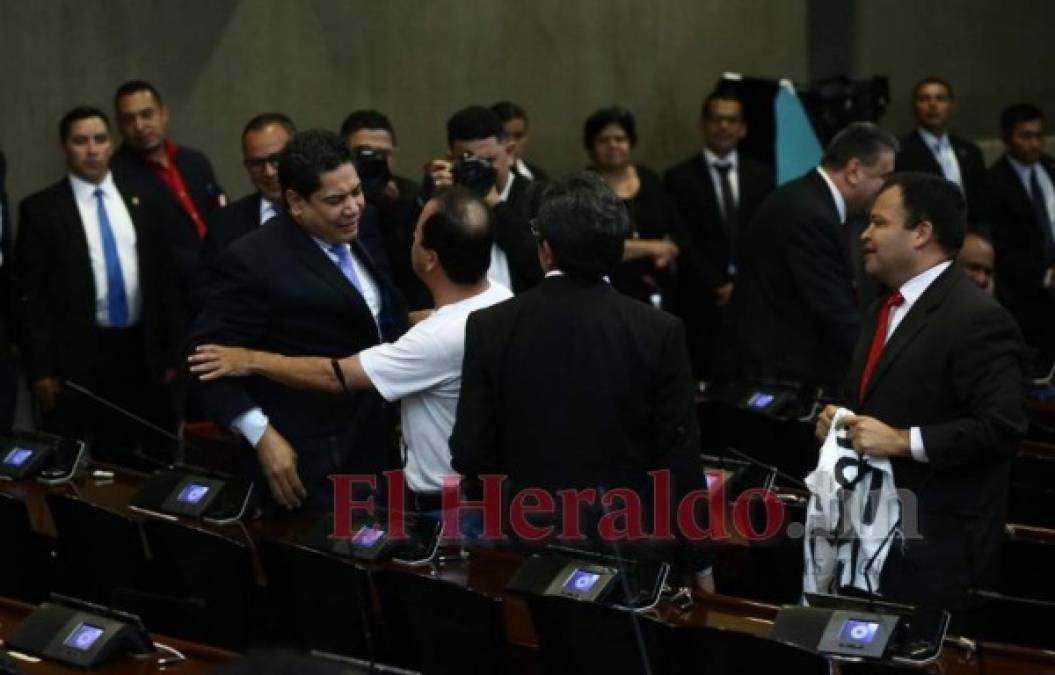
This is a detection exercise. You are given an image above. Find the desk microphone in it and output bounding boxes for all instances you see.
[62,380,206,463]
[596,484,654,675]
[724,445,807,489]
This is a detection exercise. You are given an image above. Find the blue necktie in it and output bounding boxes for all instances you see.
[1030,168,1055,263]
[330,242,364,295]
[93,188,129,327]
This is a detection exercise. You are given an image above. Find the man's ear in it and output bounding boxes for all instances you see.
[286,189,305,217]
[913,220,936,250]
[845,158,862,186]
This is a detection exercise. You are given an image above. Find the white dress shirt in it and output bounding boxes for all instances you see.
[68,172,142,327]
[815,167,847,224]
[917,129,963,188]
[886,259,953,463]
[703,148,740,217]
[259,198,278,226]
[486,172,515,290]
[230,235,383,447]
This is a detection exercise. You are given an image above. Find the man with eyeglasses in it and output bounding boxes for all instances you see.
[203,113,295,258]
[203,113,296,261]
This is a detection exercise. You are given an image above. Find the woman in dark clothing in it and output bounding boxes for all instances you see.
[583,107,683,309]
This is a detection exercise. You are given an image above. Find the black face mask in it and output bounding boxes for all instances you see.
[451,154,497,198]
[351,146,391,196]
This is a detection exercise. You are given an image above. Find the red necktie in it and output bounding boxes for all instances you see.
[858,290,905,403]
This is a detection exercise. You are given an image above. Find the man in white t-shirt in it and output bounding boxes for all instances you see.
[190,186,511,514]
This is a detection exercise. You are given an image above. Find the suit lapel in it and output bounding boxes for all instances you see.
[283,216,373,314]
[113,176,149,263]
[910,132,944,176]
[861,264,960,402]
[56,181,96,287]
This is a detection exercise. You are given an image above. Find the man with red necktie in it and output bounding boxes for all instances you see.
[815,172,1026,634]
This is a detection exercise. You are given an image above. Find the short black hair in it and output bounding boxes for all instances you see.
[1000,103,1044,141]
[583,106,637,151]
[277,129,353,200]
[879,172,966,255]
[242,112,296,139]
[535,171,628,279]
[421,186,493,285]
[60,106,111,142]
[912,76,954,100]
[700,89,744,120]
[491,101,527,125]
[339,109,397,144]
[113,79,163,108]
[821,122,899,170]
[446,105,504,146]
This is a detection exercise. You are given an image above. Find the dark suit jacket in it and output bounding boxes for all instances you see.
[844,263,1026,609]
[987,154,1055,362]
[450,275,706,553]
[725,169,860,390]
[202,192,265,262]
[896,130,989,226]
[111,144,224,298]
[664,153,774,289]
[187,212,407,456]
[504,172,546,222]
[15,176,184,384]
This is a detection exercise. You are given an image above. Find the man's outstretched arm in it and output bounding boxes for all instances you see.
[188,345,373,394]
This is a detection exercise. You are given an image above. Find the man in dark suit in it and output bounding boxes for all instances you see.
[340,109,428,309]
[987,103,1055,369]
[423,106,543,299]
[450,172,710,585]
[203,113,296,260]
[16,107,184,465]
[187,129,407,513]
[110,80,225,309]
[491,101,549,182]
[725,122,899,391]
[665,89,775,376]
[895,77,988,227]
[0,151,16,432]
[816,172,1026,627]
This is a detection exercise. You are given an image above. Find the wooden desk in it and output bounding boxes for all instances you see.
[4,465,1055,674]
[0,597,234,674]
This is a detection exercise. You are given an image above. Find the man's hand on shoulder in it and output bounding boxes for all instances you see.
[256,426,307,510]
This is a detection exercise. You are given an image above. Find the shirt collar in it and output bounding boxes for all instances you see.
[917,128,950,150]
[145,139,180,168]
[703,148,738,170]
[1006,154,1039,183]
[898,260,952,307]
[260,196,278,224]
[815,167,847,223]
[68,171,116,202]
[497,171,515,203]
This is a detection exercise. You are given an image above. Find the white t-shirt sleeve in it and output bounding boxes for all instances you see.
[359,323,452,402]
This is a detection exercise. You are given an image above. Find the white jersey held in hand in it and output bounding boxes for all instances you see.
[803,407,901,597]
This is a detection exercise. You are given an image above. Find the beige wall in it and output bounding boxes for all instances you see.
[3,0,1054,218]
[0,0,807,215]
[851,0,1055,143]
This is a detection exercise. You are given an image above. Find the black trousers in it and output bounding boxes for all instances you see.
[41,326,176,469]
